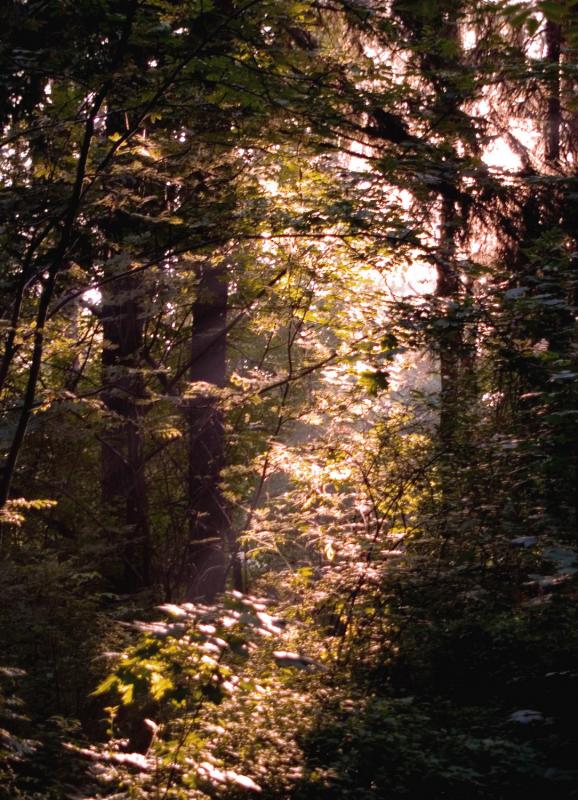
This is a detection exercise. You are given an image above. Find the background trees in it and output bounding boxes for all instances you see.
[1,1,578,798]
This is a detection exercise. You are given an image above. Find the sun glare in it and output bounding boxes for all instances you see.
[83,288,102,305]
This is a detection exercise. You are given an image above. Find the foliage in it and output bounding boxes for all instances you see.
[81,592,319,798]
[1,0,578,798]
[0,666,38,799]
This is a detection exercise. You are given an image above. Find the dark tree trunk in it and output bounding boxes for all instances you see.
[98,92,152,592]
[436,197,461,458]
[101,269,151,592]
[545,20,561,166]
[544,21,578,529]
[186,263,229,601]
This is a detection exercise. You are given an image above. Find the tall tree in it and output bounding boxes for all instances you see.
[187,262,229,599]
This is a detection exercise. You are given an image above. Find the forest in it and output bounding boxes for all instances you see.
[1,0,578,797]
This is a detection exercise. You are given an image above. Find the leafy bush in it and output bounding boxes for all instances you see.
[82,592,319,798]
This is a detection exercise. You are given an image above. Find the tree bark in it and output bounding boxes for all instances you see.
[101,269,151,591]
[544,19,561,166]
[186,263,229,601]
[436,198,461,458]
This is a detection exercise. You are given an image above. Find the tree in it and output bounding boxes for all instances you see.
[0,0,330,593]
[2,2,578,798]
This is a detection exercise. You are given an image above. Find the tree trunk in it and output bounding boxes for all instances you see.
[186,263,229,601]
[436,197,461,458]
[545,19,561,166]
[101,269,151,592]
